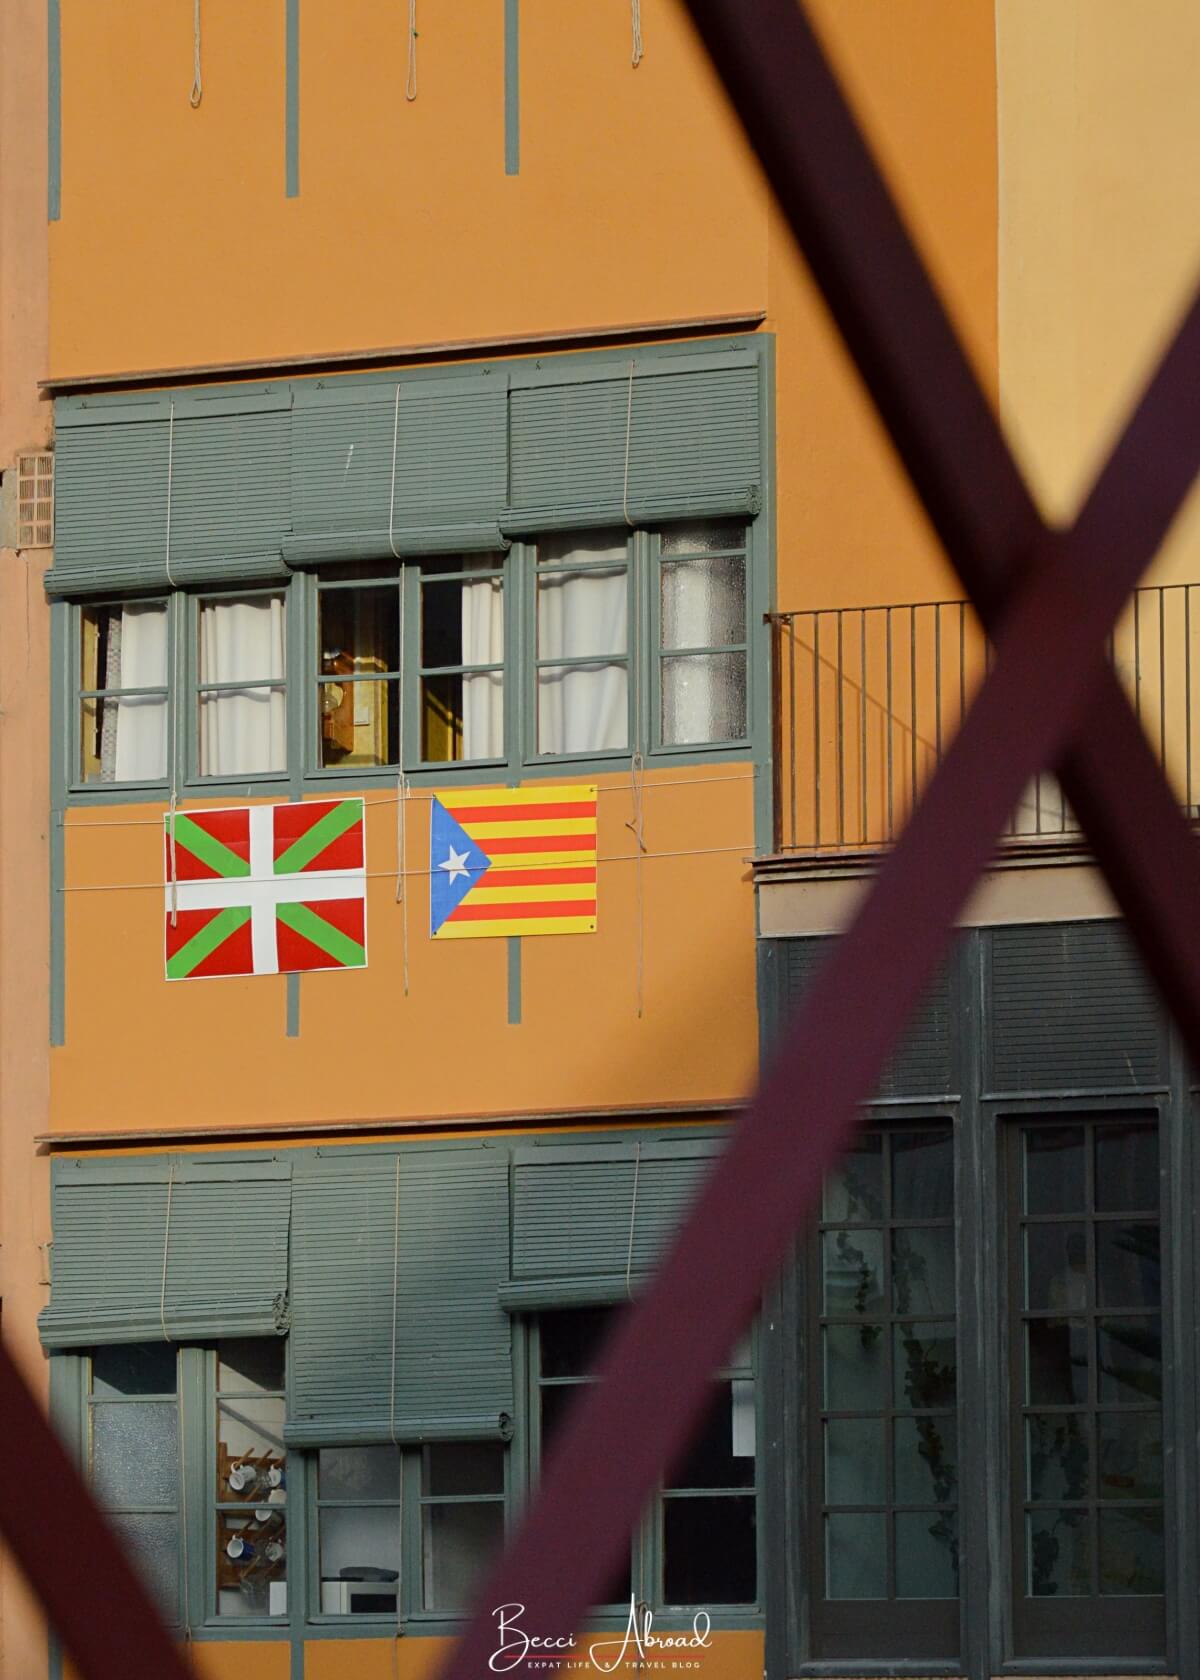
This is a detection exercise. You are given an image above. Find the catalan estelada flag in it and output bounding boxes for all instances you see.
[164,799,367,980]
[429,785,598,940]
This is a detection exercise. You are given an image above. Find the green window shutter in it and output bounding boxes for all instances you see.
[285,1144,513,1446]
[46,388,292,598]
[502,350,761,535]
[284,371,509,566]
[499,1133,726,1312]
[38,1157,292,1348]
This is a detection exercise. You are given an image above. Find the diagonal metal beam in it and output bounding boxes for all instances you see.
[0,1342,193,1680]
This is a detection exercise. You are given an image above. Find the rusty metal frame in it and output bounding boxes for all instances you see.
[3,4,1200,1678]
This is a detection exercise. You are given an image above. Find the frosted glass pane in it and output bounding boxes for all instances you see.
[423,1501,504,1609]
[660,522,746,556]
[319,1505,401,1583]
[661,556,745,650]
[109,1513,179,1621]
[320,1446,402,1501]
[661,651,746,745]
[91,1403,178,1510]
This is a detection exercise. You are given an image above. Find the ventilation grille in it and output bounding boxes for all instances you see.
[16,452,54,547]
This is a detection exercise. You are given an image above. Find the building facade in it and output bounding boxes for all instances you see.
[0,4,1197,1680]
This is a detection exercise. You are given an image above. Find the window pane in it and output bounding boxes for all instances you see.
[661,651,747,745]
[1096,1224,1161,1309]
[1098,1508,1164,1595]
[667,1383,755,1491]
[92,1344,176,1398]
[422,672,504,762]
[823,1324,886,1410]
[109,1513,179,1622]
[660,555,745,650]
[1028,1508,1091,1596]
[318,1445,401,1501]
[92,1403,179,1508]
[422,571,504,669]
[660,521,746,556]
[218,1508,286,1616]
[320,585,400,676]
[825,1511,886,1599]
[200,594,286,685]
[1095,1126,1159,1214]
[1098,1317,1162,1403]
[823,1136,883,1222]
[663,1496,756,1605]
[894,1512,958,1599]
[892,1227,955,1314]
[1025,1223,1087,1311]
[424,1442,504,1497]
[894,1416,957,1504]
[423,1501,504,1610]
[825,1418,884,1504]
[80,694,168,783]
[894,1324,956,1409]
[822,1229,884,1316]
[200,688,286,776]
[218,1340,284,1395]
[538,530,628,567]
[892,1131,954,1220]
[537,567,627,659]
[319,1507,401,1608]
[217,1399,286,1500]
[1024,1127,1086,1215]
[1026,1413,1090,1501]
[537,663,628,754]
[320,677,398,767]
[1098,1414,1162,1501]
[540,1309,617,1379]
[81,602,169,691]
[1027,1318,1088,1404]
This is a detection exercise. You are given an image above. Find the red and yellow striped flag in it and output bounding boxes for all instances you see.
[429,785,598,939]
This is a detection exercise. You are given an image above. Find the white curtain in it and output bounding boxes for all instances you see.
[461,565,505,760]
[199,595,287,776]
[660,555,746,745]
[100,603,169,782]
[536,535,628,754]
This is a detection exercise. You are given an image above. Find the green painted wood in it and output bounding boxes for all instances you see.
[500,1134,726,1310]
[38,1157,292,1347]
[504,0,520,175]
[48,0,61,221]
[503,352,761,533]
[285,0,300,199]
[285,1144,513,1445]
[46,389,293,596]
[285,372,509,565]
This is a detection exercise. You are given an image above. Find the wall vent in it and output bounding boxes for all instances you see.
[15,451,54,548]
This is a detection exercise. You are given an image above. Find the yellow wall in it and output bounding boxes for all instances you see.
[997,0,1200,567]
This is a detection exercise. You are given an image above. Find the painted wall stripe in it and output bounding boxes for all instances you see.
[504,0,519,176]
[507,935,522,1024]
[47,0,61,220]
[285,0,300,197]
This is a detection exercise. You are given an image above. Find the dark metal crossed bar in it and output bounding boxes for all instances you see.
[3,5,1200,1677]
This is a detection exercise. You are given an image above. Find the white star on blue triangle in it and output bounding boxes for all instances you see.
[430,800,493,935]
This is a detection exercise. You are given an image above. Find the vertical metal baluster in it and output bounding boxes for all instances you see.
[769,614,783,851]
[1159,586,1167,771]
[860,609,869,846]
[788,618,797,849]
[836,610,845,848]
[909,604,918,819]
[813,613,822,847]
[1187,588,1194,817]
[1134,589,1142,725]
[885,607,894,840]
[934,601,943,767]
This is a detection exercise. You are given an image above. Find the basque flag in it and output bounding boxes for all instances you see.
[429,785,598,940]
[164,799,367,980]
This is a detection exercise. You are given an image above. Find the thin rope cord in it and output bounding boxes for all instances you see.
[405,0,418,100]
[621,358,637,528]
[387,404,413,992]
[624,1143,642,1299]
[165,402,181,927]
[159,1162,176,1342]
[631,0,644,67]
[190,0,203,106]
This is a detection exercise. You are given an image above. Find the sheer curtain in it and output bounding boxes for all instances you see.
[461,561,505,760]
[199,595,287,776]
[100,603,169,782]
[537,534,628,754]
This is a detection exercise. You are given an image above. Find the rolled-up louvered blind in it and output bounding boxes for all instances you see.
[46,387,292,597]
[286,1144,513,1446]
[503,351,761,534]
[284,372,509,565]
[500,1134,726,1311]
[38,1156,292,1347]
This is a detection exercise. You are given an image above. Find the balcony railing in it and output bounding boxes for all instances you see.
[768,584,1200,854]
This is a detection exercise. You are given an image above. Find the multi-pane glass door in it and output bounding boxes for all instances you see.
[1008,1118,1165,1659]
